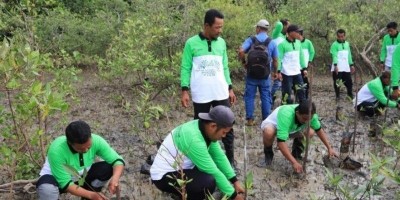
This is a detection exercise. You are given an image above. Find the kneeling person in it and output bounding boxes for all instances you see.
[36,120,125,200]
[261,100,337,173]
[355,71,399,117]
[150,105,244,200]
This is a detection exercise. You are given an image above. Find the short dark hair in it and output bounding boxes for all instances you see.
[387,22,398,29]
[296,100,316,115]
[204,9,224,26]
[336,29,346,35]
[280,18,290,26]
[65,120,91,144]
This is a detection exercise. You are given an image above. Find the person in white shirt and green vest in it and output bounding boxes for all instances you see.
[260,100,338,173]
[36,120,125,200]
[330,29,355,100]
[355,71,400,117]
[150,105,245,200]
[380,22,400,71]
[180,9,237,169]
[270,19,290,104]
[277,24,307,104]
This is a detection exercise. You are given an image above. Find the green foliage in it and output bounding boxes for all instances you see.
[34,0,129,58]
[0,37,78,180]
[245,170,254,194]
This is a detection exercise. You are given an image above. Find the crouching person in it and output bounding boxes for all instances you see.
[150,105,244,200]
[261,100,337,173]
[355,71,399,117]
[36,120,125,200]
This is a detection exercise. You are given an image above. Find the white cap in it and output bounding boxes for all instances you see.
[256,19,269,29]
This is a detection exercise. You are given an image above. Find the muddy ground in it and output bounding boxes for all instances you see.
[2,69,400,200]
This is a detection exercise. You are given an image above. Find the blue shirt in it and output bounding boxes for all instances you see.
[241,32,279,61]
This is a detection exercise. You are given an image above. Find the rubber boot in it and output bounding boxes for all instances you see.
[264,146,274,165]
[291,137,304,160]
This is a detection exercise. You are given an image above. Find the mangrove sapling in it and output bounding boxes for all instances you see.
[352,69,359,153]
[302,62,313,174]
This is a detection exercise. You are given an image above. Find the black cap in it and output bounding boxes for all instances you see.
[198,105,235,127]
[287,24,301,33]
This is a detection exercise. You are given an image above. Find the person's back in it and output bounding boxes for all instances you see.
[238,19,278,126]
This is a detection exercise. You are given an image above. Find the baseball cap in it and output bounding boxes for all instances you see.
[198,105,235,127]
[286,24,301,33]
[255,19,269,29]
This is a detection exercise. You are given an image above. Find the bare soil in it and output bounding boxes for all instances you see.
[2,69,399,200]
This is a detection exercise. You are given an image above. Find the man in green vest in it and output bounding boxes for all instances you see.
[277,24,307,104]
[180,9,237,168]
[150,105,244,200]
[36,121,125,200]
[261,100,337,173]
[380,22,400,71]
[355,71,399,117]
[330,29,355,100]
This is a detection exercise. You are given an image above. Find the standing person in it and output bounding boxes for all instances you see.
[330,29,355,100]
[277,24,307,105]
[36,120,125,200]
[150,106,245,200]
[238,19,279,126]
[380,22,400,71]
[355,71,399,117]
[260,100,338,172]
[180,9,237,167]
[271,19,290,104]
[299,28,315,98]
[390,44,400,99]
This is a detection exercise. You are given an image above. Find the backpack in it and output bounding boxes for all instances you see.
[246,36,271,79]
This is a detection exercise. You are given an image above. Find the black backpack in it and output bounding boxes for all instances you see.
[246,36,271,79]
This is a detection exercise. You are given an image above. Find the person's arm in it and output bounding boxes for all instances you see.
[108,165,124,194]
[310,115,337,157]
[238,37,252,68]
[272,21,283,39]
[238,47,246,68]
[330,42,338,73]
[181,40,193,107]
[94,135,125,194]
[308,40,315,62]
[391,45,400,90]
[299,42,307,69]
[330,42,338,65]
[315,129,337,157]
[277,141,303,173]
[368,79,398,107]
[277,42,284,72]
[178,131,235,197]
[347,42,355,73]
[380,35,387,64]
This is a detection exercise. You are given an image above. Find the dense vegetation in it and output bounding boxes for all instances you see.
[1,0,400,198]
